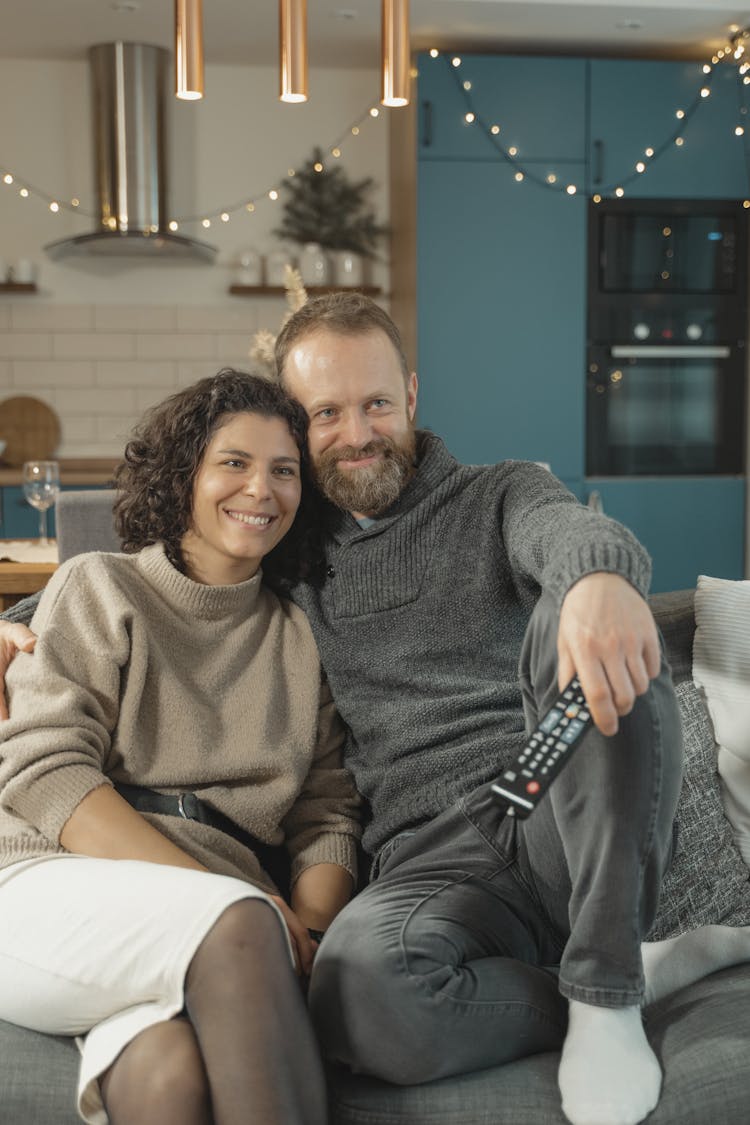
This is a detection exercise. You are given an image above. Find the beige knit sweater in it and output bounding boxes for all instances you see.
[0,544,360,894]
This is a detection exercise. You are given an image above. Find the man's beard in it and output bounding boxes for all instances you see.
[312,428,417,516]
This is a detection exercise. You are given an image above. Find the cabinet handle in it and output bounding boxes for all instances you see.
[420,99,433,148]
[592,139,604,186]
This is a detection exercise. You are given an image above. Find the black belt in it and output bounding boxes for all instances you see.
[114,780,291,895]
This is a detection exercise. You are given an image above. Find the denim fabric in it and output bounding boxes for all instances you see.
[309,592,684,1085]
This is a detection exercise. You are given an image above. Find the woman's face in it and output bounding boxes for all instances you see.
[181,411,302,585]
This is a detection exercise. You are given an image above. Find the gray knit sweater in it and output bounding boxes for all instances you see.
[291,432,651,855]
[2,433,650,858]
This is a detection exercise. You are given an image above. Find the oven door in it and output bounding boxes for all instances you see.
[586,344,745,475]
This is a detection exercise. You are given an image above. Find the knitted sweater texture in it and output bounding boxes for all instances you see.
[291,432,651,855]
[0,544,360,892]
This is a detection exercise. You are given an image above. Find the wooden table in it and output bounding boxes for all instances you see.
[0,557,57,611]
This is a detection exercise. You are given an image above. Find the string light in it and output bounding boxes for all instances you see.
[0,98,384,231]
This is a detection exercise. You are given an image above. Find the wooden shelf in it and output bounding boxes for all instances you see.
[0,283,37,294]
[229,284,382,297]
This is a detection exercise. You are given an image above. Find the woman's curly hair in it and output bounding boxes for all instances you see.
[112,368,323,585]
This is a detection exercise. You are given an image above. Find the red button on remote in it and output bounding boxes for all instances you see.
[526,780,540,794]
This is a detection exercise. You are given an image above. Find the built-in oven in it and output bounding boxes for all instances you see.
[586,198,748,477]
[586,341,743,475]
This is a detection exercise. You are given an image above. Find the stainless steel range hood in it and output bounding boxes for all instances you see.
[45,42,216,263]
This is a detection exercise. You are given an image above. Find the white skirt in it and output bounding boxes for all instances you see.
[0,854,292,1124]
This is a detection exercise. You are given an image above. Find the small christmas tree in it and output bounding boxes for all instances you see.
[273,147,388,258]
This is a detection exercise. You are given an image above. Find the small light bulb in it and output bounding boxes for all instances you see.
[463,81,472,91]
[675,136,685,146]
[331,148,341,158]
[71,197,79,207]
[464,112,475,123]
[490,124,500,135]
[736,126,745,136]
[314,162,324,172]
[168,220,178,230]
[546,173,557,184]
[452,57,461,68]
[676,109,685,119]
[744,75,750,85]
[3,174,13,185]
[288,167,296,176]
[615,187,624,197]
[19,187,29,198]
[202,218,211,228]
[221,212,230,222]
[50,201,59,212]
[744,200,750,209]
[703,64,712,74]
[514,172,524,182]
[429,48,439,58]
[636,161,646,173]
[352,126,360,135]
[269,189,279,201]
[369,107,379,117]
[509,146,518,156]
[246,203,255,213]
[592,194,602,203]
[645,147,654,157]
[566,184,577,195]
[700,87,710,98]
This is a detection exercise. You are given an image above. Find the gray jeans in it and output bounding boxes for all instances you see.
[308,592,683,1085]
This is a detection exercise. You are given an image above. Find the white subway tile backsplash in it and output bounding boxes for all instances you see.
[12,360,96,387]
[0,301,288,456]
[53,333,136,359]
[95,306,178,333]
[176,305,257,333]
[0,333,53,359]
[136,333,217,360]
[62,387,137,414]
[10,304,95,333]
[96,361,177,388]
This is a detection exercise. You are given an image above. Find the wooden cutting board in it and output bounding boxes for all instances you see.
[0,396,61,465]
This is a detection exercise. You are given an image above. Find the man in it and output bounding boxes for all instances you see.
[0,294,744,1125]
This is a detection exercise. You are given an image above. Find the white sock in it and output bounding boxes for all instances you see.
[558,1001,661,1125]
[642,924,750,1005]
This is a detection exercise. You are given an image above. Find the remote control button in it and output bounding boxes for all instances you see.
[526,780,540,794]
[504,770,517,781]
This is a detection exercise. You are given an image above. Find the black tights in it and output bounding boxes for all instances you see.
[101,899,327,1125]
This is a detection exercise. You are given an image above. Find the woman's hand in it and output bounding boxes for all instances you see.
[0,622,37,720]
[268,894,318,976]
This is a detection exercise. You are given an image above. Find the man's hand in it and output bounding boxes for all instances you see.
[0,622,37,721]
[558,573,660,736]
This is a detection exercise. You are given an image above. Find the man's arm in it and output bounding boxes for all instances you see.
[558,572,661,736]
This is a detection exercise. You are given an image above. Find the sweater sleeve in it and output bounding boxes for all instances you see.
[0,558,129,845]
[0,590,43,626]
[497,462,652,607]
[281,676,361,887]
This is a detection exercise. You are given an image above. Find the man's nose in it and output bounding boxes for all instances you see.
[340,411,374,448]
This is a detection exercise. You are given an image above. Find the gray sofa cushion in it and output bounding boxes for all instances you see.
[327,963,750,1124]
[649,680,750,939]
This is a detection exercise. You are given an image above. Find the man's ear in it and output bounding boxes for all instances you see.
[407,371,418,421]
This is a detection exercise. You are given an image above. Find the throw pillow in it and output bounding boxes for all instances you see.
[693,574,750,867]
[648,680,750,940]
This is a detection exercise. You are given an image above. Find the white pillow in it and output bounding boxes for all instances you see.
[693,574,750,868]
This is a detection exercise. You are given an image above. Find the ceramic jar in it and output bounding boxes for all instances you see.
[332,249,364,287]
[298,242,330,287]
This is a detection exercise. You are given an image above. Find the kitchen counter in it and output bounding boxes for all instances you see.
[0,459,118,486]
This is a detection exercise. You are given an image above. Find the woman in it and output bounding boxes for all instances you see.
[0,370,360,1125]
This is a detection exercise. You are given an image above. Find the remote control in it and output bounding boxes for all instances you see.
[491,677,593,818]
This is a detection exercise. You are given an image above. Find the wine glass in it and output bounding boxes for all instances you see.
[22,461,60,545]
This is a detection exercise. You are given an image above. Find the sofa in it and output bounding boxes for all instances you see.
[1,491,749,1124]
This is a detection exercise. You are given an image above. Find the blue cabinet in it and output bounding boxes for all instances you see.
[417,53,587,162]
[582,478,745,592]
[587,59,749,198]
[0,485,109,540]
[417,159,586,474]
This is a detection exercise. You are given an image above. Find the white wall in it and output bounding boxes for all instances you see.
[0,58,390,456]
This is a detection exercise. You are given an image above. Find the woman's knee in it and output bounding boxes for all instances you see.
[193,897,286,965]
[102,1018,210,1123]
